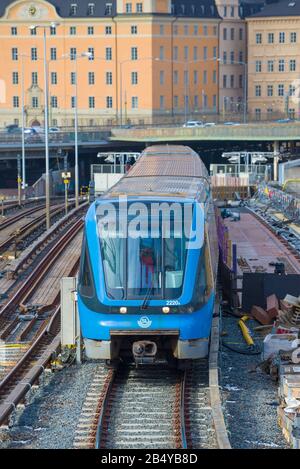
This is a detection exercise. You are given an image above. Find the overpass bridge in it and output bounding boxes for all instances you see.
[110,122,300,143]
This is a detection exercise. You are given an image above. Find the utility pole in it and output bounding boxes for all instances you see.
[17,153,22,207]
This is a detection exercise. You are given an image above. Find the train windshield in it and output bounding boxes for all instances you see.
[97,202,192,300]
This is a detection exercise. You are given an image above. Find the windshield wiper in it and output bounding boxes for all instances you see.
[141,273,155,310]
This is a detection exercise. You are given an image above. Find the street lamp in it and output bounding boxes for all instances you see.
[64,51,92,209]
[29,22,60,230]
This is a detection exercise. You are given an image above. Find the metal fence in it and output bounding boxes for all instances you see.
[256,183,300,222]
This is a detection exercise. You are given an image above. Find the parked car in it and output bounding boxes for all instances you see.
[182,120,204,128]
[223,121,241,126]
[49,126,60,133]
[5,124,20,133]
[275,118,293,124]
[204,122,216,127]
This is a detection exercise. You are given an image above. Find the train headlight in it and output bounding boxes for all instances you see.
[162,307,170,314]
[120,307,127,314]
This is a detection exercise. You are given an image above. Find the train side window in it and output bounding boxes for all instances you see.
[79,239,94,298]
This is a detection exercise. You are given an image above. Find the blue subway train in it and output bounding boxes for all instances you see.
[78,145,219,365]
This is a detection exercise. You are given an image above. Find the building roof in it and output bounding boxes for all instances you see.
[247,0,300,17]
[240,0,265,18]
[0,0,220,19]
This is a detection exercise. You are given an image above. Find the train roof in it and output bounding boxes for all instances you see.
[101,145,210,202]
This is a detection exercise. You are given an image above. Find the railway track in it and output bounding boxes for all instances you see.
[0,213,84,426]
[0,203,71,256]
[73,313,231,450]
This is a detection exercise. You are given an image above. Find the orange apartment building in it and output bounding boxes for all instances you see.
[0,0,221,127]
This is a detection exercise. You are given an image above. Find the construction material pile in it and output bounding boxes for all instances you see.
[251,293,300,448]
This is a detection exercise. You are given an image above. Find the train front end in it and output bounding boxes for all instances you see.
[78,195,216,365]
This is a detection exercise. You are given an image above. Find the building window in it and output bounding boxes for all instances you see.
[267,108,273,118]
[239,28,243,40]
[230,75,234,88]
[174,25,178,35]
[291,32,297,43]
[159,70,164,85]
[131,71,138,85]
[132,96,138,109]
[159,46,164,60]
[194,95,199,108]
[160,96,165,110]
[213,46,217,59]
[289,108,295,119]
[88,47,94,60]
[136,3,143,13]
[89,96,95,108]
[126,3,132,13]
[203,46,207,60]
[230,51,234,64]
[51,96,58,108]
[30,27,37,35]
[88,3,95,15]
[50,25,56,35]
[88,26,94,35]
[230,28,234,40]
[193,70,198,85]
[203,70,207,85]
[31,48,37,61]
[256,33,262,44]
[106,71,112,85]
[174,96,178,109]
[224,6,227,16]
[279,32,285,43]
[71,96,76,108]
[239,75,243,88]
[160,25,164,35]
[290,59,296,71]
[256,60,262,72]
[12,72,19,85]
[173,46,178,60]
[213,26,217,36]
[70,3,78,16]
[51,72,57,85]
[106,47,112,60]
[267,60,274,72]
[223,75,227,88]
[50,48,57,60]
[213,70,217,84]
[184,46,188,60]
[32,97,39,108]
[255,108,261,120]
[239,51,243,62]
[13,96,19,108]
[255,85,261,97]
[71,72,76,85]
[268,33,274,43]
[88,72,95,85]
[193,46,198,60]
[194,24,198,35]
[223,28,227,40]
[106,96,112,108]
[105,26,112,35]
[279,59,285,72]
[184,70,188,85]
[131,47,138,60]
[70,26,76,35]
[11,27,17,36]
[289,84,296,96]
[203,25,208,36]
[105,3,112,15]
[213,95,217,108]
[131,25,137,34]
[70,47,77,60]
[173,70,178,85]
[231,6,234,16]
[223,51,227,64]
[184,25,189,35]
[278,84,284,96]
[267,85,273,97]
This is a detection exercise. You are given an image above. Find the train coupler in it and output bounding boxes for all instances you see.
[132,340,157,365]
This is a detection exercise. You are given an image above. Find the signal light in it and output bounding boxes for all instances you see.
[120,307,127,314]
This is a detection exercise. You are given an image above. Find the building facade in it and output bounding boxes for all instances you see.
[0,0,220,127]
[247,0,300,121]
